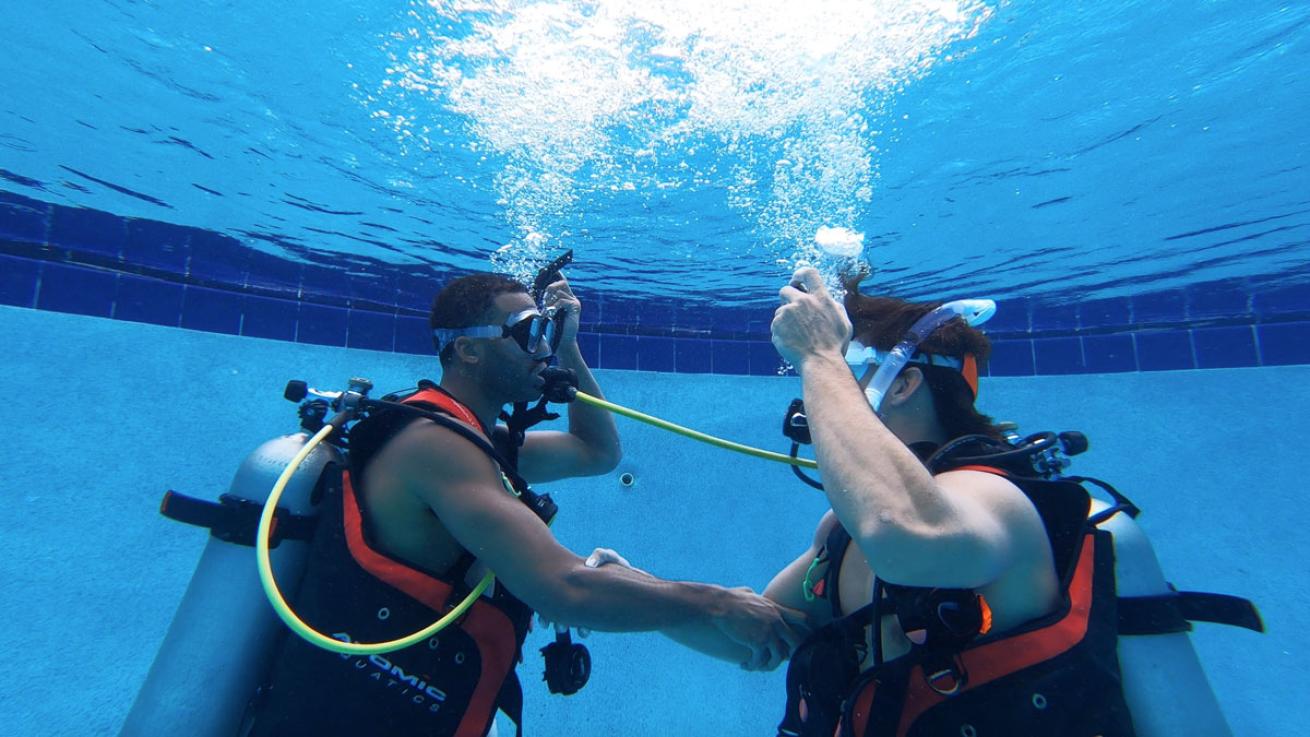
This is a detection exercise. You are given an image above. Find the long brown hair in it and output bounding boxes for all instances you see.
[841,270,1004,441]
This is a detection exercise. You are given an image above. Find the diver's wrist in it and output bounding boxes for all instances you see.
[555,338,582,360]
[793,349,846,374]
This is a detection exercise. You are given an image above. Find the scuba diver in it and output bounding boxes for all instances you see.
[761,266,1261,737]
[587,265,1262,736]
[238,269,804,737]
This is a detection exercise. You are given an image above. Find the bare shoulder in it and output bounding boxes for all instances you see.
[380,416,503,493]
[935,468,1043,525]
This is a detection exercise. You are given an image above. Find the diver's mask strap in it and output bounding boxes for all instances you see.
[845,342,979,398]
[433,308,561,358]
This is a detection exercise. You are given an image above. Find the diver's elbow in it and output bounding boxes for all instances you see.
[530,563,592,625]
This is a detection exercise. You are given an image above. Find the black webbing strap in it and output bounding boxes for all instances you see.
[1118,590,1265,635]
[1065,475,1142,520]
[496,669,524,737]
[159,491,317,548]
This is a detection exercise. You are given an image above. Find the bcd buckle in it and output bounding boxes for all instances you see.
[924,654,969,696]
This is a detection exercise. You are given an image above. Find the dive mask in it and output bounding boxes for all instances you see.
[434,307,565,359]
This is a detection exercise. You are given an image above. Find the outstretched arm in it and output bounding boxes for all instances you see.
[390,420,799,667]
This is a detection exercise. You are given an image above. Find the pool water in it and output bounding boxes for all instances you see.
[2,1,1308,736]
[2,305,1302,736]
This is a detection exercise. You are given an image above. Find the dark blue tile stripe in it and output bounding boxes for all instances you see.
[4,194,1310,373]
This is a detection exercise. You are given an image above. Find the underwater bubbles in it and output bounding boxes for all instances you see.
[374,0,992,285]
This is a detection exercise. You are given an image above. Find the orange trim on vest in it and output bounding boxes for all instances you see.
[948,464,1008,476]
[342,387,520,737]
[405,387,484,434]
[845,533,1099,737]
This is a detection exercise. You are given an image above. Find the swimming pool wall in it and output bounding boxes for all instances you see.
[5,191,1310,378]
[2,303,1302,737]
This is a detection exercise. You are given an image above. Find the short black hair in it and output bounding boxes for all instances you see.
[429,272,528,364]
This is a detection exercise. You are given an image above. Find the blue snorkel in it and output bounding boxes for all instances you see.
[861,299,996,413]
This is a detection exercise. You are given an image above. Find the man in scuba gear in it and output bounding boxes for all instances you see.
[248,271,805,737]
[756,266,1255,737]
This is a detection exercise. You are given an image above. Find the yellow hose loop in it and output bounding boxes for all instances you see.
[260,388,816,654]
[256,423,493,655]
[573,391,819,470]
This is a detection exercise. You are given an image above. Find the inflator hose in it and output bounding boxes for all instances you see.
[255,421,497,655]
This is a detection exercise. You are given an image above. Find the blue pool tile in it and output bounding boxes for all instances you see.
[675,305,717,332]
[180,285,242,335]
[1132,289,1187,326]
[674,338,712,374]
[576,332,599,367]
[986,339,1035,376]
[348,272,398,309]
[49,205,127,256]
[711,340,751,375]
[1033,336,1084,374]
[599,334,637,370]
[188,230,249,285]
[37,262,116,317]
[297,303,349,347]
[123,219,191,273]
[0,254,40,307]
[1082,333,1137,373]
[1192,325,1258,369]
[1257,321,1310,366]
[347,309,396,352]
[1135,330,1195,371]
[747,341,784,376]
[1253,282,1310,317]
[396,273,437,311]
[394,314,434,355]
[0,195,49,242]
[636,335,676,372]
[983,297,1031,335]
[241,294,298,342]
[1079,297,1132,331]
[244,251,302,295]
[570,287,602,324]
[1029,300,1079,333]
[1186,281,1251,321]
[603,299,643,328]
[746,319,773,340]
[114,274,183,327]
[300,264,347,304]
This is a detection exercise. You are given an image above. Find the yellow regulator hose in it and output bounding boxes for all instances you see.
[256,423,493,655]
[573,391,819,470]
[260,389,813,655]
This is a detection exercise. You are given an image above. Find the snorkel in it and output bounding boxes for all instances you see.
[860,299,996,413]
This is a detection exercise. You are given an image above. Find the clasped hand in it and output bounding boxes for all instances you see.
[770,267,852,368]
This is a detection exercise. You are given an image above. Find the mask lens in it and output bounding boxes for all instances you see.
[543,314,563,353]
[505,315,539,354]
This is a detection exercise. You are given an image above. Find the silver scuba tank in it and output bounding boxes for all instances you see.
[119,433,340,737]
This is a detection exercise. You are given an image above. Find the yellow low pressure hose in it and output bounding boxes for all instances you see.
[256,422,494,655]
[259,390,814,655]
[573,391,819,470]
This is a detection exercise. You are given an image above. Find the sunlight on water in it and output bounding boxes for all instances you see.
[373,0,991,290]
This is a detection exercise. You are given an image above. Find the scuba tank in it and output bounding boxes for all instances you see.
[120,429,339,737]
[123,366,591,737]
